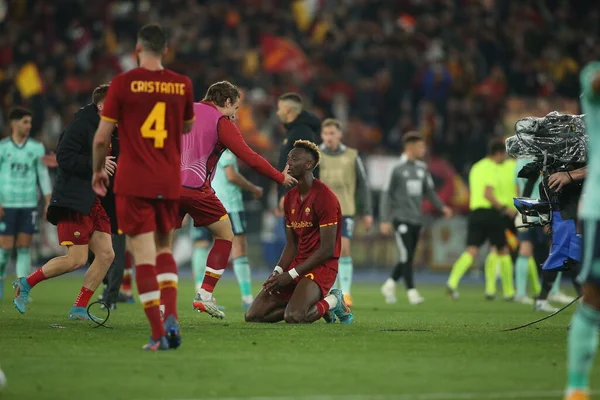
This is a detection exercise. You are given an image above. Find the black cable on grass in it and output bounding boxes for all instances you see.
[87,300,112,328]
[503,296,580,331]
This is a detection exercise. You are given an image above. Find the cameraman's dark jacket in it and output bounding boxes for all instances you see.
[47,104,119,230]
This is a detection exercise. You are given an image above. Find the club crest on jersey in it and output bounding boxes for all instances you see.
[305,207,311,215]
[74,231,81,238]
[291,209,295,214]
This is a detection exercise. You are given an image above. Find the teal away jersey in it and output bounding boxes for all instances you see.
[0,137,52,208]
[580,62,600,219]
[212,150,244,213]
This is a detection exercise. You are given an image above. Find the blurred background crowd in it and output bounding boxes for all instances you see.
[0,0,595,271]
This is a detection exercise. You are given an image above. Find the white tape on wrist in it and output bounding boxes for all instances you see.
[288,268,299,279]
[273,266,283,275]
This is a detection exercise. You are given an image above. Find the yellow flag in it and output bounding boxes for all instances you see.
[16,62,43,99]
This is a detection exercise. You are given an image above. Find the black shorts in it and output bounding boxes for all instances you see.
[466,209,506,248]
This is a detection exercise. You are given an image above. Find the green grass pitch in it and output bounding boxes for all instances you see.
[0,276,596,400]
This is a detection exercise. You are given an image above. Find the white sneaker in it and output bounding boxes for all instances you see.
[407,288,424,305]
[515,296,534,305]
[535,299,559,313]
[192,293,225,319]
[548,292,576,305]
[381,280,397,304]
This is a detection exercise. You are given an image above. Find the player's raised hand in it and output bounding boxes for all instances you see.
[104,156,117,177]
[282,165,297,187]
[251,185,264,200]
[92,170,110,197]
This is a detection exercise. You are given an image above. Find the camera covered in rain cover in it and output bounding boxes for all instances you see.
[505,112,588,228]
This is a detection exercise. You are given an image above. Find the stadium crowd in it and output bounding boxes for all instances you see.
[1,0,597,176]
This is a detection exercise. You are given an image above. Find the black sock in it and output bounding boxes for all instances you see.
[391,262,404,282]
[539,270,558,300]
[403,263,415,290]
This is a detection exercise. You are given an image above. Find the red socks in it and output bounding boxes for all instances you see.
[74,286,94,307]
[136,263,165,340]
[315,299,331,318]
[200,239,232,294]
[121,251,133,293]
[26,268,47,288]
[156,253,178,319]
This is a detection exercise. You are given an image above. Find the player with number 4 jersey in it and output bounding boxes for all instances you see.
[92,23,195,351]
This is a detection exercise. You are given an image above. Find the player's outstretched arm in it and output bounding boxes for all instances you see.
[218,118,285,184]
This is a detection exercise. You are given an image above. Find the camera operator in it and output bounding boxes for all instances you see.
[534,165,586,312]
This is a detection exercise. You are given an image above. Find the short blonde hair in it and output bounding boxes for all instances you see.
[321,118,342,130]
[293,140,321,168]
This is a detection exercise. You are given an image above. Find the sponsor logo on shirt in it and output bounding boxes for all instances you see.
[290,220,313,229]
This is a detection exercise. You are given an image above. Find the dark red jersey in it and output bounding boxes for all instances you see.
[102,67,195,199]
[284,179,342,265]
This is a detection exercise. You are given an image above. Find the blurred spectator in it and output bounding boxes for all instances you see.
[0,0,595,176]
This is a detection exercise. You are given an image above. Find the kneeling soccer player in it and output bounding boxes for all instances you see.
[245,140,353,324]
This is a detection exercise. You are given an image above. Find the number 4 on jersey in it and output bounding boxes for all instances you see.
[141,102,168,148]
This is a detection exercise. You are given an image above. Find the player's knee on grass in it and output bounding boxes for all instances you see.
[283,306,310,324]
[582,283,600,310]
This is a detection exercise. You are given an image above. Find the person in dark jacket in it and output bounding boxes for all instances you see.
[275,93,321,212]
[99,129,130,309]
[12,84,116,320]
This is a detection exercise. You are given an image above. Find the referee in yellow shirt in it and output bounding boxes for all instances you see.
[446,140,516,299]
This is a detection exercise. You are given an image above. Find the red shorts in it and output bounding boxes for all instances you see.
[277,259,339,302]
[177,187,228,228]
[57,198,111,246]
[116,195,179,235]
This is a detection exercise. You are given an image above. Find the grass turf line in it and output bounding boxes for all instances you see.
[0,276,595,400]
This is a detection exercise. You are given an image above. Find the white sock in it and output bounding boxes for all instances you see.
[407,288,418,296]
[199,288,213,301]
[384,278,395,287]
[325,294,338,309]
[242,295,253,303]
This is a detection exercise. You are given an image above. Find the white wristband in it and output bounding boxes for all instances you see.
[288,268,299,279]
[273,266,283,275]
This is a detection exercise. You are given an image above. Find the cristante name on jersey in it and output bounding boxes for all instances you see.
[288,220,314,229]
[130,81,186,95]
